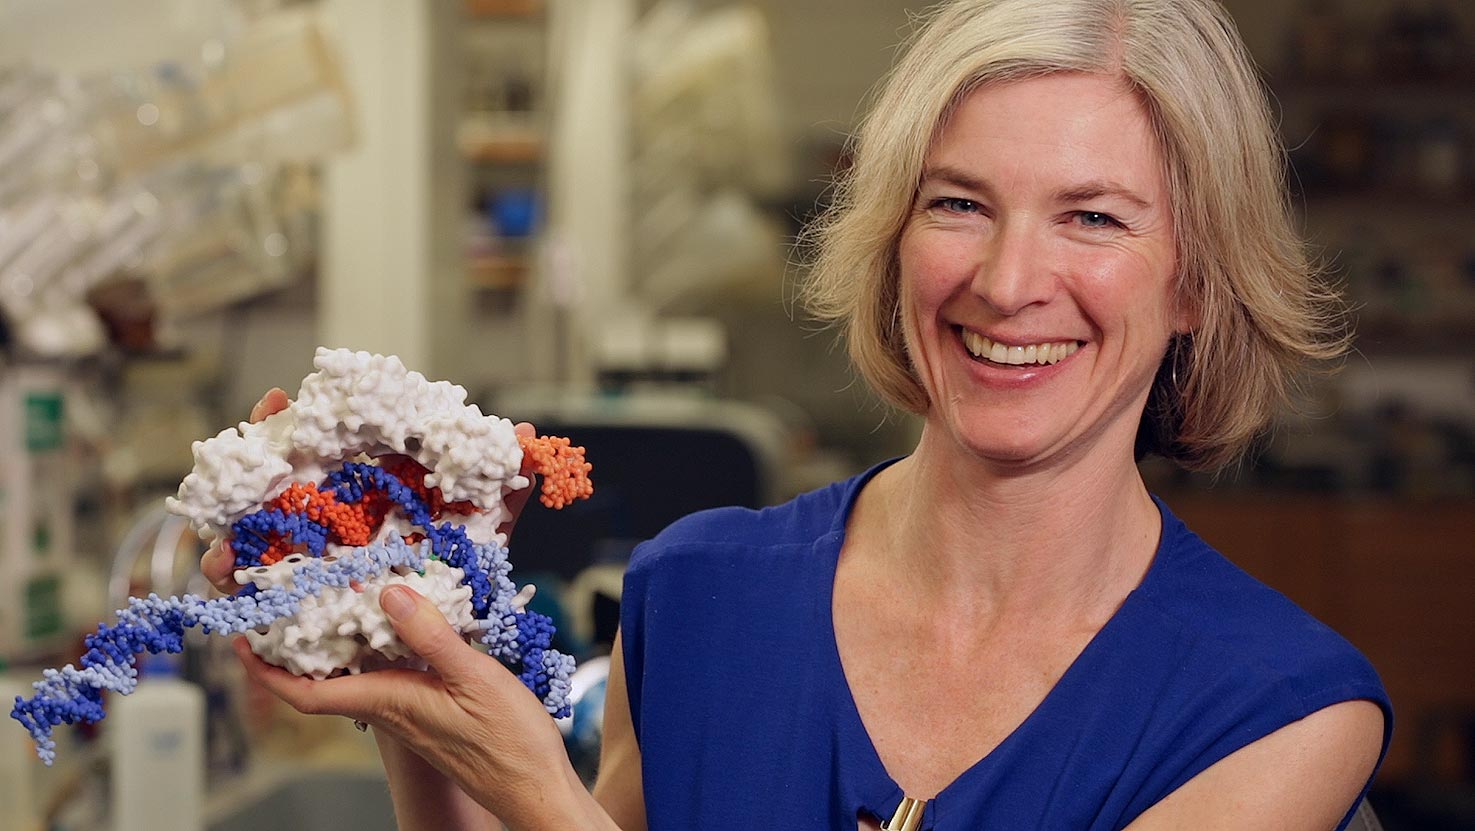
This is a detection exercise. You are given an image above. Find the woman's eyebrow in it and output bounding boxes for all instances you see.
[918,165,995,196]
[1055,180,1152,209]
[921,169,1152,210]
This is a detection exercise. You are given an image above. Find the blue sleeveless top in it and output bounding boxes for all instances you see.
[619,462,1392,830]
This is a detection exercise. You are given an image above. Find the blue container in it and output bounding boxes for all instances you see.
[487,188,540,238]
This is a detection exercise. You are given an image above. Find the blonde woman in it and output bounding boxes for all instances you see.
[209,1,1389,828]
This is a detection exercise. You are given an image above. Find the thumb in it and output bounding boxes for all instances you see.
[380,586,477,676]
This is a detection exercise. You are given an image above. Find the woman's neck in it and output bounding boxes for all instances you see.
[853,426,1162,628]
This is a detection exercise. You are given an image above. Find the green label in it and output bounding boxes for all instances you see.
[25,574,62,641]
[25,392,64,452]
[33,522,50,558]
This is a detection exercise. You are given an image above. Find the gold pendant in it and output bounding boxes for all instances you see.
[881,796,925,831]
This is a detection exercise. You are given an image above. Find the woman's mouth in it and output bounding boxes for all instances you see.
[957,327,1082,367]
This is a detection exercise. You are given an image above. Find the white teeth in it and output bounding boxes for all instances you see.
[961,331,1081,366]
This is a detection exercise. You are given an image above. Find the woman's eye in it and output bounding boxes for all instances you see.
[1075,211,1120,229]
[931,197,979,214]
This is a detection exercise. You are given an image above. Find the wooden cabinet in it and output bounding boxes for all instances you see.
[1166,494,1475,781]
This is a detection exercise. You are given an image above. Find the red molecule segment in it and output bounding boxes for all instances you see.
[378,454,481,517]
[252,437,590,563]
[258,460,482,564]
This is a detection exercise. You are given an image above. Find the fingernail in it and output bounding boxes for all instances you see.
[381,586,415,620]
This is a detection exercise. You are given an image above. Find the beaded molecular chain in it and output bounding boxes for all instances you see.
[11,348,592,764]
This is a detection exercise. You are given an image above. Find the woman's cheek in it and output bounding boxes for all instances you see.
[901,233,970,308]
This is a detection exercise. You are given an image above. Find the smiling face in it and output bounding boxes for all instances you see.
[899,72,1189,471]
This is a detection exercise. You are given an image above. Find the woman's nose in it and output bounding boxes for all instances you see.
[969,221,1055,316]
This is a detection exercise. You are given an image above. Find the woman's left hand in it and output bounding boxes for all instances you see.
[233,585,597,831]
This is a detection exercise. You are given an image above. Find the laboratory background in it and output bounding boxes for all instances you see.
[0,0,1470,829]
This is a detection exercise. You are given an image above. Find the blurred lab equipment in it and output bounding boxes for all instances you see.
[0,365,79,664]
[0,4,350,359]
[629,0,789,313]
[110,655,205,831]
[529,0,789,391]
[106,504,254,782]
[104,502,214,830]
[0,671,43,831]
[0,26,353,824]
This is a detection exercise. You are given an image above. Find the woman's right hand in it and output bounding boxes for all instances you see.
[231,583,611,830]
[198,389,540,595]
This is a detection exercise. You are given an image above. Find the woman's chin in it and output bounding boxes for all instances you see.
[933,423,1058,469]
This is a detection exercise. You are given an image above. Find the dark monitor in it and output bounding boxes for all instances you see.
[510,423,766,580]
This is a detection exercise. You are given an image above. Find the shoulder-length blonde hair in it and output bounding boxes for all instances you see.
[799,0,1347,471]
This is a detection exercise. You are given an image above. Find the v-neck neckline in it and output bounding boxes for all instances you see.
[814,458,1174,829]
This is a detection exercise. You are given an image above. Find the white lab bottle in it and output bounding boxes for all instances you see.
[110,655,205,831]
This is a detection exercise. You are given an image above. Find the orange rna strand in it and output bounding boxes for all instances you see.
[518,434,594,509]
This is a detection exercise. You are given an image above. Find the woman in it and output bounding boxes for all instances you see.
[205,0,1390,828]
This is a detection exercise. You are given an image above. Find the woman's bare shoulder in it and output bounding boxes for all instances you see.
[1124,699,1385,830]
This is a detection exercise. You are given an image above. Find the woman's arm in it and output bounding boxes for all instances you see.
[375,730,501,831]
[591,631,647,831]
[1125,699,1385,830]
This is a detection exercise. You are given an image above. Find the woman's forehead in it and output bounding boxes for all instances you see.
[926,73,1167,198]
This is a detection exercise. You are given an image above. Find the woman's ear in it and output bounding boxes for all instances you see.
[1173,307,1199,336]
[1172,280,1201,336]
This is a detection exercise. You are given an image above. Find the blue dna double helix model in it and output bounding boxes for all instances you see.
[10,461,574,765]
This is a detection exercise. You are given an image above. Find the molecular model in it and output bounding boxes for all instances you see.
[11,347,592,764]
